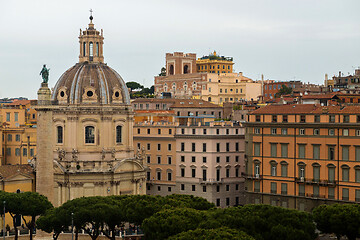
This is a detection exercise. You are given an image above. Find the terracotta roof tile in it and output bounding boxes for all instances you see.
[0,164,34,180]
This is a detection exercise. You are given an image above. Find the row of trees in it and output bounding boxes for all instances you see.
[125,81,154,99]
[2,190,359,240]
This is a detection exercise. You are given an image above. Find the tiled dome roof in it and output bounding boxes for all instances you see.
[51,62,130,105]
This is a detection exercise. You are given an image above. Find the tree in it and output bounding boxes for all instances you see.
[142,208,206,240]
[163,194,215,210]
[126,81,143,91]
[313,204,360,240]
[17,192,53,240]
[275,84,292,98]
[159,67,166,76]
[36,208,70,240]
[200,205,316,240]
[168,227,255,240]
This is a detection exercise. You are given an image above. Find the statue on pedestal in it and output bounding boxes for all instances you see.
[40,64,50,83]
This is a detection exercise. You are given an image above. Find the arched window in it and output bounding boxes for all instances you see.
[270,160,277,176]
[184,65,189,74]
[57,126,63,144]
[116,125,122,143]
[83,42,86,57]
[89,42,93,60]
[96,42,99,56]
[85,126,95,144]
[169,65,174,75]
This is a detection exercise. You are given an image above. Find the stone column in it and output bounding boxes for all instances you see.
[35,83,54,240]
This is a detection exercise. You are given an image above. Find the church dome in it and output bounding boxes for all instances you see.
[51,16,130,105]
[52,62,130,105]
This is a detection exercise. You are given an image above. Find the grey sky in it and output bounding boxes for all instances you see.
[1,0,360,99]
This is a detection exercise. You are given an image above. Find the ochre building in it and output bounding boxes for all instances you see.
[245,104,360,211]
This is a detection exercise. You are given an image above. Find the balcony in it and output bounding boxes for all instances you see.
[242,173,262,180]
[199,178,223,184]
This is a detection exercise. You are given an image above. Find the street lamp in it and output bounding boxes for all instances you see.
[3,200,5,240]
[71,212,74,240]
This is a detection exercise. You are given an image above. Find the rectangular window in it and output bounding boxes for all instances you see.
[342,146,349,161]
[356,169,360,183]
[6,113,10,122]
[329,129,335,136]
[313,185,319,197]
[235,156,239,162]
[168,156,172,165]
[282,115,288,123]
[356,190,360,202]
[191,168,196,178]
[281,144,288,158]
[157,144,161,151]
[192,156,196,163]
[15,134,20,142]
[203,169,207,181]
[147,143,150,150]
[15,148,20,156]
[254,128,260,134]
[342,188,349,201]
[343,129,349,136]
[192,185,196,191]
[216,156,220,163]
[271,182,277,194]
[271,128,277,135]
[192,143,196,152]
[226,143,230,152]
[167,172,172,181]
[181,156,185,162]
[30,148,34,157]
[298,144,305,159]
[254,143,260,156]
[281,128,287,135]
[168,144,172,151]
[157,171,161,180]
[300,115,306,123]
[147,129,150,134]
[216,169,220,181]
[147,156,151,164]
[272,115,277,123]
[328,167,335,183]
[356,147,360,161]
[158,129,161,134]
[313,129,319,135]
[226,169,230,178]
[281,164,288,177]
[342,168,349,182]
[254,181,260,192]
[157,156,161,164]
[299,185,305,196]
[23,148,27,156]
[203,186,207,192]
[313,145,320,160]
[329,115,335,123]
[217,143,220,152]
[328,146,335,160]
[181,168,185,177]
[299,129,305,135]
[271,143,277,157]
[216,199,220,207]
[281,183,287,195]
[7,134,12,142]
[328,187,335,199]
[313,166,320,181]
[181,143,185,151]
[203,143,207,152]
[256,115,261,122]
[235,142,239,151]
[314,115,320,123]
[203,157,207,163]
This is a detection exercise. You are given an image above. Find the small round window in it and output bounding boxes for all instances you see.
[87,90,94,97]
[115,91,120,98]
[60,91,65,97]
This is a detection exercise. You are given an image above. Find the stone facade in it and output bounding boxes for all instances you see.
[175,118,245,207]
[35,16,146,217]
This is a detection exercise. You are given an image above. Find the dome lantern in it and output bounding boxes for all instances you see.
[79,12,104,64]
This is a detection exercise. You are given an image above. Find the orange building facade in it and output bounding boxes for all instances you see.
[245,104,360,211]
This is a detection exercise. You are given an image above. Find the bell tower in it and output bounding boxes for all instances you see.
[78,11,104,63]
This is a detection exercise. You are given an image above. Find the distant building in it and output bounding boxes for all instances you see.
[333,69,360,93]
[196,51,234,74]
[154,52,261,104]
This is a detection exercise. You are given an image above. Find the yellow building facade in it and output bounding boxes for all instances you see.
[196,51,234,74]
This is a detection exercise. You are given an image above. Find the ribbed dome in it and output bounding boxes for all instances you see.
[51,62,130,105]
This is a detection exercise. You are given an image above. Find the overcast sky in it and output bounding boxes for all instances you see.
[1,0,360,99]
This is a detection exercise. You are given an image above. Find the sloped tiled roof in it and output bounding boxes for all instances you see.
[0,164,34,180]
